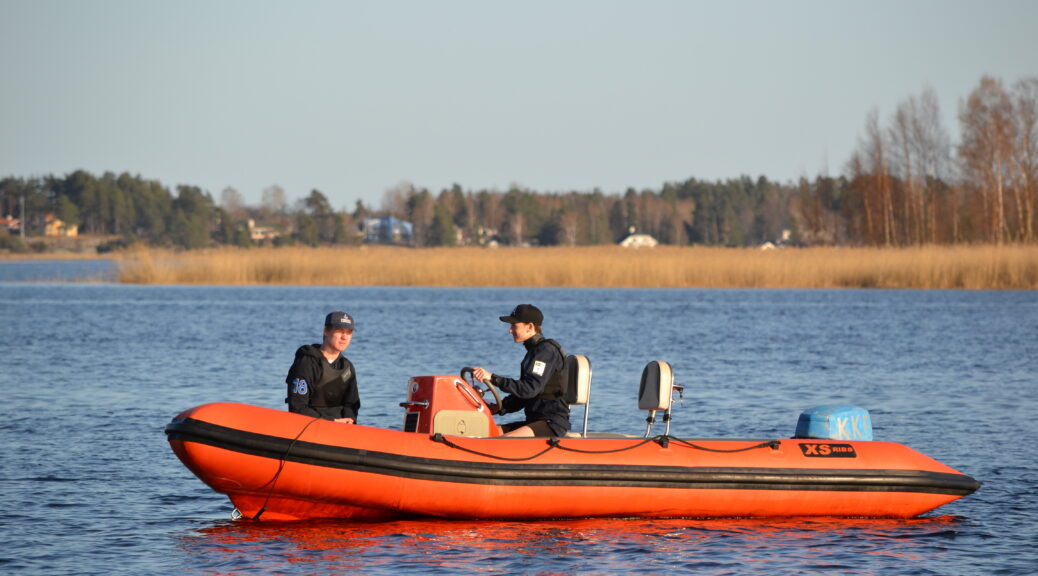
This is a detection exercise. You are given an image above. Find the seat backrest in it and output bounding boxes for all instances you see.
[638,360,673,411]
[562,354,592,438]
[563,354,592,406]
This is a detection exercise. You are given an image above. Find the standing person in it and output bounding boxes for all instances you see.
[472,304,570,437]
[285,311,360,423]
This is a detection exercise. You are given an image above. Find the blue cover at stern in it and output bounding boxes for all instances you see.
[794,405,873,441]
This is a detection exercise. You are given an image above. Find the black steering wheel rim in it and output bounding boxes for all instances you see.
[460,367,502,412]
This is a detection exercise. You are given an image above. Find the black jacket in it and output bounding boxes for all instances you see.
[491,333,570,436]
[285,344,360,421]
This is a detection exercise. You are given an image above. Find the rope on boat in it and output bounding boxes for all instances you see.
[666,437,781,453]
[431,433,558,461]
[550,436,658,454]
[553,436,779,454]
[430,433,779,461]
[251,416,322,520]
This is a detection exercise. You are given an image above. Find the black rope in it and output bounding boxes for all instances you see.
[431,433,779,461]
[666,437,782,453]
[551,436,659,454]
[251,416,322,520]
[431,433,558,461]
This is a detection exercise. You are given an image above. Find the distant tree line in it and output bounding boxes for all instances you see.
[2,75,1035,251]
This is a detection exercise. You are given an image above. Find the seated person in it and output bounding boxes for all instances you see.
[472,304,569,437]
[285,311,360,423]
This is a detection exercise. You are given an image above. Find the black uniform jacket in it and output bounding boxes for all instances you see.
[490,333,570,436]
[285,344,360,421]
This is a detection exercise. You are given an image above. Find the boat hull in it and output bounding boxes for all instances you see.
[166,402,979,521]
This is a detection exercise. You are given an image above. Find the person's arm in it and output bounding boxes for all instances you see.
[490,345,562,399]
[286,352,321,417]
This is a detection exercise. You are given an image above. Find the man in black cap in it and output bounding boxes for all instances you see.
[285,311,360,423]
[472,304,570,437]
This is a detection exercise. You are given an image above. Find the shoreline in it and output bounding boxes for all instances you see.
[6,244,1036,290]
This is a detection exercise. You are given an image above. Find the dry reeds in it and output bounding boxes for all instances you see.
[114,244,1038,290]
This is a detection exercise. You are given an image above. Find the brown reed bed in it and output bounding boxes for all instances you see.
[113,244,1038,290]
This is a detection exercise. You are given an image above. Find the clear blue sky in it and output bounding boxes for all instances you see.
[2,0,1036,211]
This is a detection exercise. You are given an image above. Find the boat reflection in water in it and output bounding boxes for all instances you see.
[180,515,969,574]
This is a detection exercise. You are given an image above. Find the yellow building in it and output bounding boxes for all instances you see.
[44,213,78,237]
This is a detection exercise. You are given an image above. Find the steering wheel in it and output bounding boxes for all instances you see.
[460,367,502,414]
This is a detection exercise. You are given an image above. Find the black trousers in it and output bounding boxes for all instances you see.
[500,419,554,437]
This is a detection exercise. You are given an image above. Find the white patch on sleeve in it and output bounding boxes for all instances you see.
[532,361,546,376]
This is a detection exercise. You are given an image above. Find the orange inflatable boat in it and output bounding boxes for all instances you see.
[165,360,980,521]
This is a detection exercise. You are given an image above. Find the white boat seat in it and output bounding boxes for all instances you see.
[563,354,592,438]
[639,360,673,411]
[639,360,675,437]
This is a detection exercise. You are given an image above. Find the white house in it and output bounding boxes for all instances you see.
[619,233,658,248]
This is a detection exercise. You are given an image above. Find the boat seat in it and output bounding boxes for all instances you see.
[563,354,592,438]
[639,360,677,437]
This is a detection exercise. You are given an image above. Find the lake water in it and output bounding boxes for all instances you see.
[1,262,1036,575]
[0,258,117,282]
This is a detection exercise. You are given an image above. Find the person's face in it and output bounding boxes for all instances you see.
[509,322,536,343]
[324,327,354,353]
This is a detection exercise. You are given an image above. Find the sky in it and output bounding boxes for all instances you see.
[2,0,1036,211]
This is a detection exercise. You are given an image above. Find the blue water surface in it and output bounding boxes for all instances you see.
[0,265,1035,575]
[0,258,116,282]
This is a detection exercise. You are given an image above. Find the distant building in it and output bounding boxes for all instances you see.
[619,233,658,248]
[247,219,281,243]
[364,217,413,245]
[760,229,794,250]
[0,215,19,235]
[43,213,78,237]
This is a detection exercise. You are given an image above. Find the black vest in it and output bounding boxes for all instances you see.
[311,359,353,408]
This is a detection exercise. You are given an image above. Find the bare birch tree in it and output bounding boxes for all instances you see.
[915,88,952,243]
[888,87,952,244]
[260,185,286,218]
[1012,78,1038,242]
[890,100,919,243]
[959,76,1015,243]
[864,110,896,245]
[381,182,413,220]
[220,186,247,221]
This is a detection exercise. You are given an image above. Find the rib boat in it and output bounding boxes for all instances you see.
[165,360,979,521]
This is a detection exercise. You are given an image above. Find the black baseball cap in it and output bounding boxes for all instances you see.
[499,304,543,325]
[325,311,355,331]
